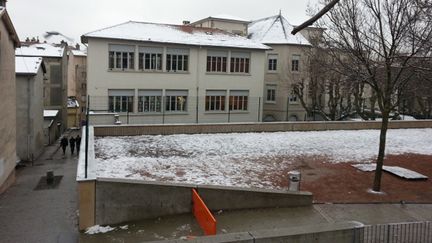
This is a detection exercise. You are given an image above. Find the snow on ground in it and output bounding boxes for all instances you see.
[94,129,432,188]
[85,225,116,234]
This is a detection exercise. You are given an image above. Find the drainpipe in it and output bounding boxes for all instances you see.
[195,46,201,124]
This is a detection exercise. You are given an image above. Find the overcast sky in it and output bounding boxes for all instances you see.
[7,0,319,45]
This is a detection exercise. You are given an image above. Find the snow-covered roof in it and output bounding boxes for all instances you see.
[15,43,65,58]
[70,49,87,56]
[44,110,59,117]
[209,14,250,22]
[82,21,270,50]
[15,56,43,75]
[43,31,74,45]
[248,15,311,46]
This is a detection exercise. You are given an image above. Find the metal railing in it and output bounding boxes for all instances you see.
[362,221,432,243]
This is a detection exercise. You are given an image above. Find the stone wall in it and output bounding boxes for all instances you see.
[93,120,432,136]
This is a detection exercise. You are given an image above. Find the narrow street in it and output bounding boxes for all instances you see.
[0,130,80,243]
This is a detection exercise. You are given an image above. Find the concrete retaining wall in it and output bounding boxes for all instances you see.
[94,178,312,225]
[149,221,364,243]
[93,120,432,136]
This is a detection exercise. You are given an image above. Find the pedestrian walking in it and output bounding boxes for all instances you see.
[69,136,76,155]
[60,136,68,156]
[75,135,81,154]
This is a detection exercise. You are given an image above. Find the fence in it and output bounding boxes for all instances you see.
[87,95,264,125]
[362,221,432,243]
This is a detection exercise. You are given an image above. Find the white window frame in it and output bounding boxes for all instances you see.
[165,90,188,112]
[206,50,228,73]
[266,85,276,103]
[108,45,135,70]
[205,90,226,111]
[166,48,189,72]
[229,90,249,111]
[267,54,278,71]
[291,54,300,72]
[138,90,162,113]
[108,90,134,112]
[230,52,250,73]
[138,47,163,71]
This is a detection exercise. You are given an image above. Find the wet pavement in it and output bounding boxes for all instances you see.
[0,129,80,243]
[79,204,432,242]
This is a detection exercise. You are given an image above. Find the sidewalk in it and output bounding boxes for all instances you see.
[0,129,81,243]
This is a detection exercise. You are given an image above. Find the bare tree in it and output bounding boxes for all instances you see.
[318,0,432,191]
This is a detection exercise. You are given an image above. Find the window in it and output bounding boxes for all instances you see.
[289,95,298,103]
[229,90,249,111]
[108,90,134,112]
[166,48,189,72]
[292,54,300,72]
[266,85,276,102]
[165,90,188,112]
[206,51,228,72]
[268,54,278,71]
[138,90,162,112]
[138,47,162,71]
[230,52,250,73]
[108,45,135,70]
[205,90,226,111]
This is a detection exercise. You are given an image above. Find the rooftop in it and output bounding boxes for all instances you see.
[15,56,43,75]
[70,49,87,57]
[248,14,311,46]
[207,14,250,22]
[82,21,269,50]
[16,43,65,58]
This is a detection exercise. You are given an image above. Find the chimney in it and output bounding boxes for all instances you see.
[183,20,191,25]
[75,43,80,50]
[0,0,6,7]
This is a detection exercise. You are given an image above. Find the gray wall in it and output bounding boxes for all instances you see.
[95,178,312,225]
[0,17,17,193]
[93,120,432,136]
[16,68,45,161]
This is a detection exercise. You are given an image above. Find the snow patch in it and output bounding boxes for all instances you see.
[85,225,116,234]
[367,189,387,195]
[94,128,432,189]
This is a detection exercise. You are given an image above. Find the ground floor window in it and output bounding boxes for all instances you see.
[205,90,226,111]
[165,90,188,112]
[138,90,162,112]
[266,85,276,103]
[229,90,249,111]
[108,96,134,112]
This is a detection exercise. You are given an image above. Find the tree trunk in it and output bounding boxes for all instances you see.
[372,111,390,192]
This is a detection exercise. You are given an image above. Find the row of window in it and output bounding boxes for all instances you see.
[108,90,250,113]
[108,45,251,74]
[267,54,301,72]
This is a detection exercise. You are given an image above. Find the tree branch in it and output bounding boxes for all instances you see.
[292,0,341,35]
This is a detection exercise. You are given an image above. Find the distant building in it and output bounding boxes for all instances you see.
[248,14,312,121]
[191,14,250,36]
[15,56,46,161]
[0,2,20,193]
[67,97,80,128]
[16,42,68,132]
[82,21,269,124]
[67,45,87,127]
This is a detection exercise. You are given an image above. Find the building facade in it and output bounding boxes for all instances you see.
[83,21,269,125]
[248,14,312,121]
[16,42,68,132]
[0,4,20,193]
[15,56,46,161]
[67,46,87,127]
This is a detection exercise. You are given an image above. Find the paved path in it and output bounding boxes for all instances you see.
[0,130,80,243]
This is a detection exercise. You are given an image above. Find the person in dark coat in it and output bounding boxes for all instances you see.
[60,136,68,156]
[75,135,81,154]
[69,136,76,155]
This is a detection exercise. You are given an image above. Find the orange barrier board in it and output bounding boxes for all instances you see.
[192,189,217,235]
